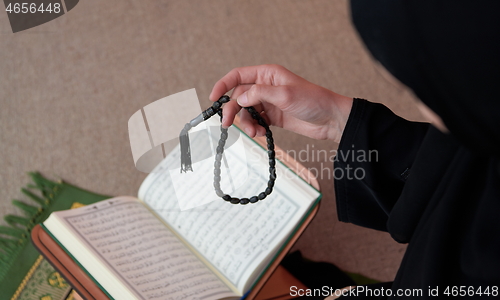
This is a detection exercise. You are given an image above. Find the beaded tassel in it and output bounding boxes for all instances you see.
[179,96,230,173]
[179,95,277,204]
[179,124,193,173]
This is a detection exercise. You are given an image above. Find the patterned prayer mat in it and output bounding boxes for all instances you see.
[0,172,109,300]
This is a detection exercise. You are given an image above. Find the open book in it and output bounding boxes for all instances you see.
[38,118,321,300]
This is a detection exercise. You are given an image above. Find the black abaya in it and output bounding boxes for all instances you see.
[335,99,500,299]
[333,1,500,298]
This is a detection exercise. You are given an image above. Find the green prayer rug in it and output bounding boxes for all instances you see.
[0,172,109,300]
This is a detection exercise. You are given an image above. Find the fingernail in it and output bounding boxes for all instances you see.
[221,116,228,129]
[238,92,248,105]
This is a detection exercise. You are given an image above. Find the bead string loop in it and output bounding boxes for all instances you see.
[179,95,276,204]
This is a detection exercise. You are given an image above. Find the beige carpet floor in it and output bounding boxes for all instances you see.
[0,0,426,282]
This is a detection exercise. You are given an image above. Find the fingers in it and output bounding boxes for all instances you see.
[231,84,253,99]
[237,84,292,111]
[239,106,269,137]
[220,100,241,128]
[209,65,289,101]
[210,66,261,101]
[210,65,303,137]
[214,83,279,131]
[239,109,257,137]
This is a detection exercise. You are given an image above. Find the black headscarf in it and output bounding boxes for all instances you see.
[351,0,500,158]
[331,1,500,297]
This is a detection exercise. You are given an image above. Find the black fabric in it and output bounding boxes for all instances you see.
[335,99,500,298]
[333,2,500,298]
[335,99,429,232]
[350,0,500,158]
[282,251,356,299]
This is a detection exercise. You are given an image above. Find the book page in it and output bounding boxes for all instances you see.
[43,197,238,300]
[139,124,320,293]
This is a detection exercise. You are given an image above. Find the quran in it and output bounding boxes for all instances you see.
[34,118,321,300]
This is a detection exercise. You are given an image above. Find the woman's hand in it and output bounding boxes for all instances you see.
[210,64,353,143]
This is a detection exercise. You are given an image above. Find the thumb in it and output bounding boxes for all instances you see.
[237,84,291,109]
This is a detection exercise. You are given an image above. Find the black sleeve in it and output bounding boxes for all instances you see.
[334,98,429,232]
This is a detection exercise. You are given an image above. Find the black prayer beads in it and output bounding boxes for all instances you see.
[194,95,277,204]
